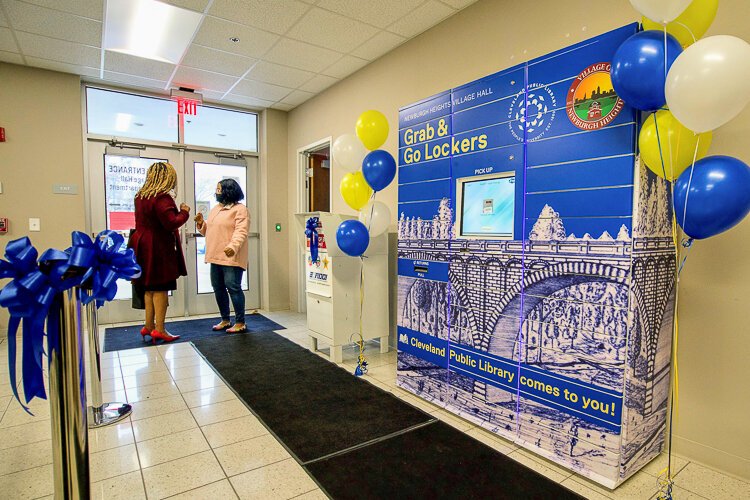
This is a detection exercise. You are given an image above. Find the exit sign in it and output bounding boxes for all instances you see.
[177,99,198,115]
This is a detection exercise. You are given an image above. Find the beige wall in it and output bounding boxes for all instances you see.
[260,109,290,310]
[0,64,86,328]
[286,0,750,480]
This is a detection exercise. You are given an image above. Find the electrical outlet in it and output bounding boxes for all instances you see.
[29,218,40,231]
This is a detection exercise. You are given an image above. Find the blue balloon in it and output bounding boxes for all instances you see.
[611,30,682,111]
[362,150,396,192]
[674,156,750,240]
[336,219,370,257]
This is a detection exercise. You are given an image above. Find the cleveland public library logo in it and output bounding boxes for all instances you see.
[508,83,557,142]
[399,333,409,344]
[566,62,623,130]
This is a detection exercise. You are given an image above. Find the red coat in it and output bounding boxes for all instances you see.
[128,193,189,286]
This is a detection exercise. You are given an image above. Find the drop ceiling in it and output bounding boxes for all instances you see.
[0,0,478,111]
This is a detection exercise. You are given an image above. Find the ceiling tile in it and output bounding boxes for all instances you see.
[0,50,23,64]
[321,55,368,79]
[387,0,455,38]
[286,7,378,52]
[16,32,100,66]
[20,0,103,20]
[182,44,256,77]
[316,0,424,29]
[298,74,338,93]
[198,89,225,101]
[233,78,293,102]
[351,30,405,60]
[4,0,102,46]
[104,51,175,81]
[263,38,341,73]
[209,0,310,35]
[194,16,279,59]
[225,93,275,109]
[25,56,99,77]
[245,61,314,89]
[172,66,240,93]
[101,70,167,90]
[0,27,17,52]
[441,0,478,8]
[271,102,294,111]
[161,0,211,12]
[280,89,314,106]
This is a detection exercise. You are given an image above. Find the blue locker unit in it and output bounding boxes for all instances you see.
[396,24,676,489]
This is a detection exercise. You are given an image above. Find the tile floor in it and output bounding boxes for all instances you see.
[0,310,748,499]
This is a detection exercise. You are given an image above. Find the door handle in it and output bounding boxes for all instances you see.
[185,232,203,244]
[248,232,260,238]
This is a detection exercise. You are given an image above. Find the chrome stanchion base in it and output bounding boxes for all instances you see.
[88,402,132,428]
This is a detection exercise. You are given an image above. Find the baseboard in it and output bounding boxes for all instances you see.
[673,435,750,481]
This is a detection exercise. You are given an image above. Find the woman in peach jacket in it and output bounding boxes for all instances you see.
[194,179,250,333]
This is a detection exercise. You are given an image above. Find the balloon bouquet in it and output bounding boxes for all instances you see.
[613,0,750,242]
[613,2,750,499]
[331,110,396,376]
[332,110,396,256]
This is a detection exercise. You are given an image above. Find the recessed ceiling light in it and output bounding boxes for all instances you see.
[229,37,240,43]
[103,0,203,63]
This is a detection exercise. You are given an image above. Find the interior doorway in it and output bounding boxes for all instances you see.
[304,144,331,213]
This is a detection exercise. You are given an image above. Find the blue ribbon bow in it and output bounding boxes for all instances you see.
[0,231,141,413]
[0,238,78,412]
[305,217,320,263]
[67,231,141,307]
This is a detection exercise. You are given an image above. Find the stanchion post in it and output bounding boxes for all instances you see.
[84,295,131,428]
[48,288,90,499]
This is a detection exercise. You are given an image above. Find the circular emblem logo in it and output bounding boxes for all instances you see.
[566,62,623,130]
[508,83,557,142]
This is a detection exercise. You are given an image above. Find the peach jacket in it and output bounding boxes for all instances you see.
[197,203,250,270]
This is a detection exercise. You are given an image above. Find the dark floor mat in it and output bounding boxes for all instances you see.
[306,420,585,500]
[192,332,433,463]
[103,315,284,352]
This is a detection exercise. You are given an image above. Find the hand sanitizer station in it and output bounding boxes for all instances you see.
[295,212,390,363]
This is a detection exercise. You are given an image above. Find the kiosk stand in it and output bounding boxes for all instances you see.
[295,212,390,363]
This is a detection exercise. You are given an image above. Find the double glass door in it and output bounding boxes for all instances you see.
[87,141,260,324]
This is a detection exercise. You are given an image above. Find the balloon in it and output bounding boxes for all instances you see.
[356,110,389,150]
[359,200,391,237]
[642,0,719,48]
[665,35,750,133]
[674,156,750,239]
[362,150,397,192]
[332,134,367,173]
[629,0,691,23]
[639,110,712,181]
[611,31,682,111]
[339,171,373,211]
[336,219,370,257]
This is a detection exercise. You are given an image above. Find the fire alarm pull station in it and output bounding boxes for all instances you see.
[0,218,8,234]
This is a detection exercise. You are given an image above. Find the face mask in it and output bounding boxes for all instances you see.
[215,192,226,204]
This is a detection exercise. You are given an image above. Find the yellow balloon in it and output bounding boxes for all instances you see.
[639,110,712,181]
[642,0,718,48]
[355,110,389,150]
[340,171,373,211]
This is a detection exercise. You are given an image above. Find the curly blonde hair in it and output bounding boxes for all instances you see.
[136,162,177,199]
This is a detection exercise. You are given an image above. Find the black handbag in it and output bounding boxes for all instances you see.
[132,282,145,310]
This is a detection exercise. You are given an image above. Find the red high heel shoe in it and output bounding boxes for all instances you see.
[140,327,151,341]
[150,330,180,344]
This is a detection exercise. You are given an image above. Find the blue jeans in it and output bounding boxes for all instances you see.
[210,264,245,324]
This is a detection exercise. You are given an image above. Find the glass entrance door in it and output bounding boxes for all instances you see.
[87,141,185,324]
[183,151,261,315]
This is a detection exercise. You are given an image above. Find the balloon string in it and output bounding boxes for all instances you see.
[681,137,701,232]
[673,21,698,45]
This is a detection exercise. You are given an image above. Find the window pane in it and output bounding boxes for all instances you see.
[86,88,178,142]
[184,106,258,151]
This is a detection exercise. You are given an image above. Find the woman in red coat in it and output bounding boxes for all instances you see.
[128,162,190,343]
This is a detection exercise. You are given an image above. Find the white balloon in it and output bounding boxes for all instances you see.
[332,134,367,173]
[665,35,750,133]
[629,0,691,23]
[359,200,391,237]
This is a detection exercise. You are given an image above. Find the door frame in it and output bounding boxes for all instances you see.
[295,137,332,313]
